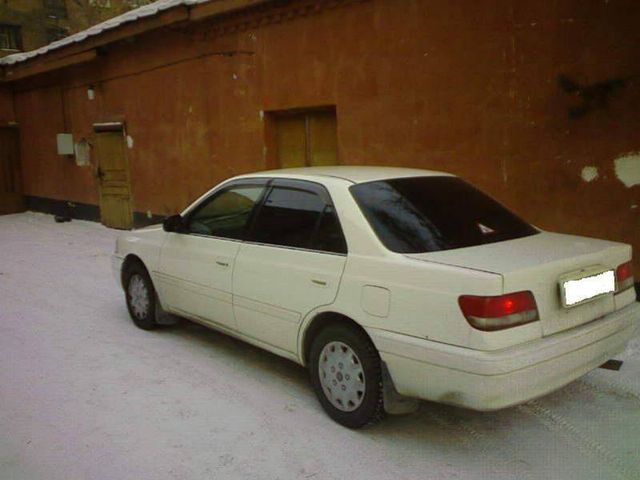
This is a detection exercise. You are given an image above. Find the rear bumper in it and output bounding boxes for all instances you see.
[369,301,640,411]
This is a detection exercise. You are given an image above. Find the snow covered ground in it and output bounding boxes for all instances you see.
[1,212,639,480]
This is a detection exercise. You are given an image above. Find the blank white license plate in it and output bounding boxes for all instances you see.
[561,269,615,307]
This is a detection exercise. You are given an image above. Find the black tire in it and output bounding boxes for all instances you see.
[124,262,159,330]
[309,323,385,428]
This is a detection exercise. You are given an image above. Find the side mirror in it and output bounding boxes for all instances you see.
[163,214,186,233]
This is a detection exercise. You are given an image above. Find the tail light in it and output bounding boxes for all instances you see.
[615,261,634,293]
[458,291,539,331]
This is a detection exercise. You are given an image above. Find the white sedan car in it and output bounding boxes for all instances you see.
[112,166,639,428]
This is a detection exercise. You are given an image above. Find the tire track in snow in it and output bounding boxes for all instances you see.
[424,409,536,480]
[580,375,640,404]
[569,379,639,416]
[518,400,638,480]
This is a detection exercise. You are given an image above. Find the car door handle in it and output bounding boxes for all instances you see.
[216,260,230,267]
[311,279,328,286]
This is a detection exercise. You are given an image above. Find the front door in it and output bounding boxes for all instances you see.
[94,125,132,229]
[0,127,24,215]
[157,180,268,331]
[233,179,348,354]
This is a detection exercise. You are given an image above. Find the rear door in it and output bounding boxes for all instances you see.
[232,179,347,353]
[157,179,268,330]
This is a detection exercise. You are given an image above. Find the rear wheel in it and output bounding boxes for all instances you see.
[124,263,159,330]
[309,323,385,428]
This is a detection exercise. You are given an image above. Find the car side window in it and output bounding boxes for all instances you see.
[311,205,348,254]
[186,185,265,240]
[249,185,347,254]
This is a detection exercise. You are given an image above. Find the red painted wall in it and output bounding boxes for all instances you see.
[10,0,640,270]
[0,87,15,123]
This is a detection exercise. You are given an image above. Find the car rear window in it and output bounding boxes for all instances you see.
[350,176,538,253]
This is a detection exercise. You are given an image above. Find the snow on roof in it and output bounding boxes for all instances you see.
[0,0,212,66]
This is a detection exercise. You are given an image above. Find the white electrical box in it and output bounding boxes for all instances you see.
[56,133,74,155]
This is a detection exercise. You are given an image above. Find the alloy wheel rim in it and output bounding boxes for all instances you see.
[318,341,366,412]
[128,274,150,320]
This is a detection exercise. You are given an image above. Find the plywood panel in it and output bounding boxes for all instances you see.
[275,115,306,168]
[274,110,337,168]
[309,111,338,166]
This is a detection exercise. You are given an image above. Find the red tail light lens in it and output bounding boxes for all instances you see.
[615,261,634,293]
[458,291,539,331]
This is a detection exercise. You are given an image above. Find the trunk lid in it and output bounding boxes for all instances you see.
[406,232,630,336]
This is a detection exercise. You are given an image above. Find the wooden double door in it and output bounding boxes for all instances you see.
[0,128,24,215]
[274,109,338,168]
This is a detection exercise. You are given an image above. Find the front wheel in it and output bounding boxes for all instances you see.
[309,324,385,428]
[124,264,159,330]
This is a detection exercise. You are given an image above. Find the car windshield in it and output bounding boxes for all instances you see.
[350,176,539,253]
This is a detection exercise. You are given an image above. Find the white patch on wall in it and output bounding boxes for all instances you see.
[580,166,599,183]
[126,135,134,149]
[74,138,91,166]
[614,152,640,187]
[500,157,508,183]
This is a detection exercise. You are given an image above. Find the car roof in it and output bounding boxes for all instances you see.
[237,166,453,184]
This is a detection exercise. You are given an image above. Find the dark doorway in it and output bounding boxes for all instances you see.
[0,127,24,215]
